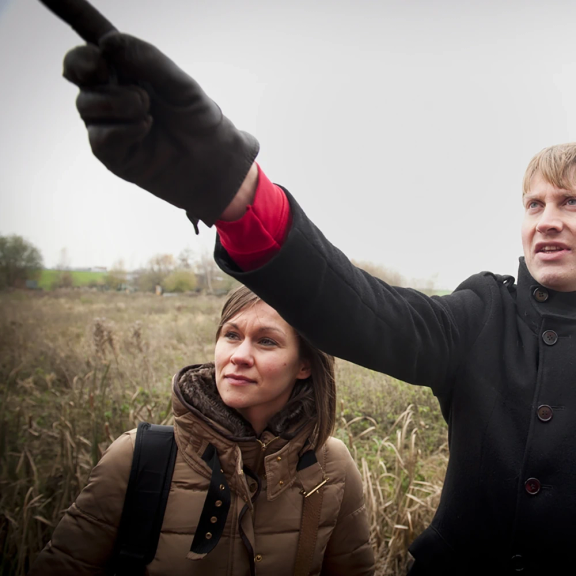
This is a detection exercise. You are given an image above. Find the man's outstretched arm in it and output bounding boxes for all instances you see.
[50,2,487,391]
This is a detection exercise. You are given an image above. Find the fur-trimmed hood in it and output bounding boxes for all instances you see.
[175,363,317,441]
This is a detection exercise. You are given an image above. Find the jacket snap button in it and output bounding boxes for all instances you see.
[215,500,222,507]
[255,554,263,562]
[205,532,213,539]
[219,484,226,490]
[510,554,524,572]
[277,456,282,461]
[210,516,217,524]
[542,330,558,345]
[537,405,553,422]
[279,480,284,486]
[533,287,549,303]
[525,477,541,495]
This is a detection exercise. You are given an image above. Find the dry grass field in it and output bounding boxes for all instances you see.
[0,290,448,575]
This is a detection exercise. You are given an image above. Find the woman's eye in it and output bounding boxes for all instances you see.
[224,331,239,340]
[259,337,277,346]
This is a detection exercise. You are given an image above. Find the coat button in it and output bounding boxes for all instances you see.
[510,554,524,572]
[215,500,222,507]
[533,287,549,303]
[255,554,263,562]
[525,477,541,495]
[542,330,558,345]
[537,405,553,422]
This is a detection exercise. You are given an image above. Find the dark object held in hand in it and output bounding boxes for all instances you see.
[39,0,259,229]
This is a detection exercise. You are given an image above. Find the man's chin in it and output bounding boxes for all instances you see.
[531,266,576,293]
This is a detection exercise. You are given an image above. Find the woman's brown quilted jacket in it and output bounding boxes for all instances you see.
[29,364,374,575]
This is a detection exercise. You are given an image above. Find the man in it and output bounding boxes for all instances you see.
[62,28,576,576]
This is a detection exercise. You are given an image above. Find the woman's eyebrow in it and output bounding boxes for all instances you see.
[256,326,285,336]
[223,322,284,335]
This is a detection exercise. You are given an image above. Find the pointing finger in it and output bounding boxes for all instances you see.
[38,0,117,45]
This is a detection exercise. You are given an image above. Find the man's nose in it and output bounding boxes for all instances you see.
[536,207,564,234]
[231,339,254,366]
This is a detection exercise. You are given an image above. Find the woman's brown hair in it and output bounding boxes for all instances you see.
[216,285,336,448]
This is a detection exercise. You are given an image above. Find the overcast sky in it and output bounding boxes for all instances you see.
[2,0,576,289]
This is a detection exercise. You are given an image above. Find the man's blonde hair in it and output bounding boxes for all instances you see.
[523,143,576,194]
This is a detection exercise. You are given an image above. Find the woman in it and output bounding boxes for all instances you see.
[29,286,374,576]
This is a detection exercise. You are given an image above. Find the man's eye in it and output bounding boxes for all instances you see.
[527,201,539,209]
[567,198,576,206]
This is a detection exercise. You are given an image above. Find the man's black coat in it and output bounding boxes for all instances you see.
[215,190,576,575]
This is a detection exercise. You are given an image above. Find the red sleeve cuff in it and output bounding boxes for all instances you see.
[215,165,291,271]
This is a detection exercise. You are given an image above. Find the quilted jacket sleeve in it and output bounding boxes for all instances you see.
[214,188,495,394]
[28,431,134,576]
[321,439,374,576]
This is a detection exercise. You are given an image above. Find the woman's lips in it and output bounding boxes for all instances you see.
[225,374,256,386]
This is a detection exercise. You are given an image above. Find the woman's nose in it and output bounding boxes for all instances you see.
[230,339,254,366]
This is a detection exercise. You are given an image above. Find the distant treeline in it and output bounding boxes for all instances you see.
[1,234,447,295]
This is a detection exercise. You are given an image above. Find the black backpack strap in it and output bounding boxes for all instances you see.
[112,422,177,576]
[187,443,232,558]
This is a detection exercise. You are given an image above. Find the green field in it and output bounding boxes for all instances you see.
[38,269,107,290]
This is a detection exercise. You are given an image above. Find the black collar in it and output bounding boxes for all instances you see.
[515,257,576,333]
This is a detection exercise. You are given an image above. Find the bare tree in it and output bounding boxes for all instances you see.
[196,248,217,293]
[178,248,194,269]
[53,247,73,288]
[136,253,176,292]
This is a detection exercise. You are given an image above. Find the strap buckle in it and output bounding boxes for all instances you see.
[301,477,329,498]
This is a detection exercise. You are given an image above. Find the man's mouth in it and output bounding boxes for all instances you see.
[535,243,571,260]
[536,241,570,252]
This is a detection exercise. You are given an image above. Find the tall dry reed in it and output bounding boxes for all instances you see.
[0,290,447,575]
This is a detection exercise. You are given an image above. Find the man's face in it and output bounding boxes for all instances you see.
[522,172,576,292]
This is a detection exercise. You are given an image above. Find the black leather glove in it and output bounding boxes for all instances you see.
[62,32,259,229]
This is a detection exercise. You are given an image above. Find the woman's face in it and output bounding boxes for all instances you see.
[214,301,311,432]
